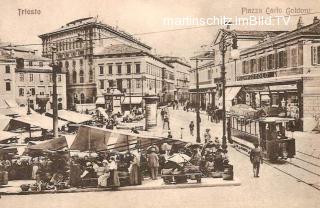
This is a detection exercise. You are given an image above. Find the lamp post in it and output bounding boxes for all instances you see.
[219,29,238,150]
[51,46,59,139]
[195,59,201,143]
[141,75,146,113]
[26,91,31,115]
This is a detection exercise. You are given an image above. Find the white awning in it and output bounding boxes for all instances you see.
[122,97,142,105]
[47,110,94,124]
[13,113,67,130]
[95,96,105,105]
[218,87,242,104]
[0,115,11,130]
[0,130,18,142]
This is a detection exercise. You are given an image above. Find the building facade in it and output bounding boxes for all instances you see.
[190,17,320,131]
[189,30,285,111]
[0,49,16,108]
[39,17,151,109]
[161,56,191,102]
[229,17,320,131]
[94,44,175,109]
[0,44,67,113]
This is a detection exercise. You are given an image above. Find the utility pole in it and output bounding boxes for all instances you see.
[51,46,58,139]
[195,59,201,143]
[129,79,132,112]
[141,75,145,113]
[219,29,238,150]
[220,35,227,150]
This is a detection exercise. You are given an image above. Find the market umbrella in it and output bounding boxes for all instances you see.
[167,153,191,165]
[146,145,159,153]
[184,143,202,149]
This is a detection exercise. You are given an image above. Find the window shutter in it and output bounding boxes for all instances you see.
[298,42,303,66]
[311,46,314,65]
[274,52,278,69]
[283,51,287,68]
[286,47,291,68]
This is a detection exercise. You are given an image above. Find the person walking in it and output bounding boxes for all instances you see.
[204,128,212,143]
[163,113,170,130]
[148,149,159,180]
[250,143,263,177]
[189,121,194,136]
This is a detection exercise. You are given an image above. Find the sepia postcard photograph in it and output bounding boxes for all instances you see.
[0,0,319,207]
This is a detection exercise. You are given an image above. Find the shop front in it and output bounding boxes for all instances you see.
[228,80,303,130]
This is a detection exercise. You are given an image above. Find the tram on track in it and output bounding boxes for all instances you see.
[227,105,296,161]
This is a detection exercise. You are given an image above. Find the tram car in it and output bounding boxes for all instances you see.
[227,105,295,161]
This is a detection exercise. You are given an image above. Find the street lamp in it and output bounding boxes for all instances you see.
[50,45,59,139]
[219,29,238,150]
[26,90,31,115]
[190,54,214,143]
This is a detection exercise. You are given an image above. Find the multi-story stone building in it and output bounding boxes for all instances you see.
[94,44,175,109]
[191,17,320,131]
[0,44,66,113]
[39,17,152,109]
[189,30,285,110]
[0,49,16,109]
[229,17,320,131]
[160,56,191,102]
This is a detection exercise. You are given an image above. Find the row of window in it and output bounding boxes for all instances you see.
[311,46,320,65]
[19,73,62,82]
[99,63,141,75]
[146,63,161,77]
[99,79,162,90]
[16,59,44,69]
[67,70,93,84]
[241,47,301,74]
[60,59,83,69]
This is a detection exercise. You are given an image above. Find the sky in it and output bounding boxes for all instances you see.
[1,0,320,59]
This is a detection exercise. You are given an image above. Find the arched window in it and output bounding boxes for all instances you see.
[80,93,85,104]
[65,61,69,69]
[66,70,70,84]
[58,103,63,110]
[89,70,93,83]
[72,71,77,83]
[79,70,84,83]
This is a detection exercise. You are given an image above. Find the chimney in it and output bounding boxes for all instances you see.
[297,16,304,29]
[313,16,319,23]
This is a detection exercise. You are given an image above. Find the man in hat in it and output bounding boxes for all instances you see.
[250,143,263,177]
[147,149,159,180]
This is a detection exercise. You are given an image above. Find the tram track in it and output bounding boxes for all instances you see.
[297,150,320,160]
[232,142,320,191]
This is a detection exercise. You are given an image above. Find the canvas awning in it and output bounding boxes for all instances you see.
[27,136,68,151]
[218,86,242,108]
[0,115,11,130]
[47,110,93,124]
[95,96,105,105]
[122,97,142,105]
[0,107,28,116]
[0,130,18,142]
[12,113,67,130]
[70,125,161,152]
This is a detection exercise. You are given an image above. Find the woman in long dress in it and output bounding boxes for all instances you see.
[97,160,110,187]
[129,154,140,185]
[108,156,120,189]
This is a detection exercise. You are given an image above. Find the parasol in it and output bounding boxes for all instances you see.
[167,153,191,165]
[146,145,159,153]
